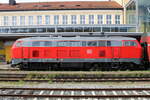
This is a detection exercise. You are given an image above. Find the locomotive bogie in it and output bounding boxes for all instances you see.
[17,62,140,71]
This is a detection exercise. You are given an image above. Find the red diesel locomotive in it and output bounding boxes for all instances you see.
[11,36,142,70]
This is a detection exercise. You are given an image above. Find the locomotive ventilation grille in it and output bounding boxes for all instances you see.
[57,50,81,57]
[99,50,106,57]
[32,50,39,57]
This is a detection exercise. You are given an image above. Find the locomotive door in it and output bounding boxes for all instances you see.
[112,48,120,58]
[57,41,69,59]
[22,47,29,58]
[110,41,121,59]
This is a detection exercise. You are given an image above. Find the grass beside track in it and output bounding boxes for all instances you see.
[25,71,150,79]
[0,71,150,79]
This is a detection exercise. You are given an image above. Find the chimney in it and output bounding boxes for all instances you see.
[9,0,16,5]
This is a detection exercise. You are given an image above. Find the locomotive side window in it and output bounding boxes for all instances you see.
[44,41,52,47]
[57,41,68,47]
[70,41,82,47]
[107,41,122,46]
[32,41,40,47]
[98,41,106,46]
[107,41,111,46]
[22,41,32,47]
[124,41,137,46]
[87,41,97,46]
[82,41,86,46]
[111,41,122,46]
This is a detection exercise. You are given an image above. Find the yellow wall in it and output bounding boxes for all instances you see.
[113,0,130,7]
[5,46,12,62]
[4,41,14,63]
[0,41,14,63]
[0,41,5,62]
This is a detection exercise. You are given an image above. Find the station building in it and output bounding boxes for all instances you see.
[0,0,136,62]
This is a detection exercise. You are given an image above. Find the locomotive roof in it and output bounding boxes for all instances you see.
[17,36,136,41]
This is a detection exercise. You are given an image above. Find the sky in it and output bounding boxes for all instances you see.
[0,0,107,3]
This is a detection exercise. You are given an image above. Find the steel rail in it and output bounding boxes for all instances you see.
[0,73,150,78]
[1,78,150,82]
[1,87,150,91]
[0,88,150,98]
[0,94,150,98]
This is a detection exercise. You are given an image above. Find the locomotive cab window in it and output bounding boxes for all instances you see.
[15,41,22,47]
[124,41,137,46]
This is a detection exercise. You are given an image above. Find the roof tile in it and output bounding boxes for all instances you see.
[0,1,123,11]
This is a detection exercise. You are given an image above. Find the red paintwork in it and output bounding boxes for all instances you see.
[11,40,142,60]
[11,41,23,59]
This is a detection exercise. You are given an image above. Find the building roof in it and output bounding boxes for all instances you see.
[0,1,123,11]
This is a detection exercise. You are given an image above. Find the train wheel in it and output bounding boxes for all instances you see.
[90,64,100,71]
[143,62,150,70]
[19,63,27,70]
[47,65,52,71]
[111,63,121,71]
[118,64,128,71]
[128,63,137,71]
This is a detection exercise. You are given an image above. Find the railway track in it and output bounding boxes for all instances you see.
[0,88,150,100]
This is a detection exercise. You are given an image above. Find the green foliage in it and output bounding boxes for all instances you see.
[8,71,150,84]
[48,80,53,84]
[18,80,25,85]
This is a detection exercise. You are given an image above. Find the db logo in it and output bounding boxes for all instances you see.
[87,49,93,54]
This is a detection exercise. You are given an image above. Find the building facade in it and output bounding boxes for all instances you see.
[0,1,124,26]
